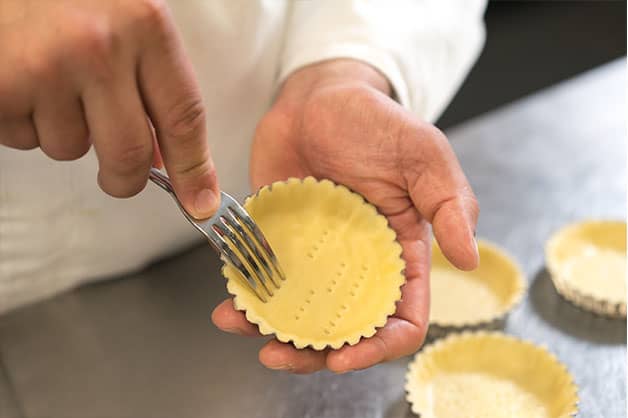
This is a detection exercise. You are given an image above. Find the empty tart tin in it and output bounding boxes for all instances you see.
[222,177,406,350]
[546,220,626,318]
[428,239,526,339]
[405,331,579,418]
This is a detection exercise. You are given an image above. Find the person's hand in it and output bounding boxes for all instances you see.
[212,59,479,373]
[0,0,219,217]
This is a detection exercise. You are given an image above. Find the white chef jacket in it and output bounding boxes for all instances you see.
[0,0,486,314]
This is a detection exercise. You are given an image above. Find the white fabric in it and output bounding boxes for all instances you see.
[0,0,486,314]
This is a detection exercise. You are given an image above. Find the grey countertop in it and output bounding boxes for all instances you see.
[0,59,625,418]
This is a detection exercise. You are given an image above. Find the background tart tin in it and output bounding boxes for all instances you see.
[546,220,626,318]
[222,177,405,350]
[405,331,579,418]
[428,239,526,339]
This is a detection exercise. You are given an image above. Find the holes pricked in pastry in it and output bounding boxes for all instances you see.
[225,177,405,350]
[295,316,300,320]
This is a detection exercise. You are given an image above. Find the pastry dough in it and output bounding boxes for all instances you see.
[406,332,578,418]
[546,220,626,317]
[223,177,405,350]
[430,240,525,327]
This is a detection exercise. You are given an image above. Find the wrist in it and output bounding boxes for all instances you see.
[274,58,392,108]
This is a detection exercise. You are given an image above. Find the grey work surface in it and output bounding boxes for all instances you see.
[0,60,626,418]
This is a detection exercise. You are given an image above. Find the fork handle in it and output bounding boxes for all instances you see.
[148,168,209,238]
[149,168,176,194]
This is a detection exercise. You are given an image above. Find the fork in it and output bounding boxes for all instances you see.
[148,168,285,302]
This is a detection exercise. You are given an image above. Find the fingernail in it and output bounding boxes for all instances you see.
[194,188,218,218]
[224,327,243,334]
[267,364,293,371]
[472,236,480,264]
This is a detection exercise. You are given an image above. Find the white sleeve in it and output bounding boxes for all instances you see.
[278,0,487,123]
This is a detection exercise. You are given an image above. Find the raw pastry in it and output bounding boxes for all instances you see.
[406,332,578,418]
[546,220,626,317]
[223,177,405,350]
[430,240,525,328]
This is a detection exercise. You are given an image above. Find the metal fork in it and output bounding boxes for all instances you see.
[148,168,285,302]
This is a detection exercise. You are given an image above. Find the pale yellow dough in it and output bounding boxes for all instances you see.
[406,332,579,418]
[547,220,627,308]
[223,177,405,350]
[430,240,525,327]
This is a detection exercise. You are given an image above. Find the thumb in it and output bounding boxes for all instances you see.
[404,126,479,270]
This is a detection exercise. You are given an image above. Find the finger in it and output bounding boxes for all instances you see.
[82,74,154,198]
[211,299,261,337]
[327,318,425,373]
[326,217,431,373]
[393,236,431,327]
[33,93,90,161]
[403,124,479,270]
[259,340,328,374]
[137,6,219,219]
[0,117,38,150]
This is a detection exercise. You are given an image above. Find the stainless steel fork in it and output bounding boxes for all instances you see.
[148,168,285,302]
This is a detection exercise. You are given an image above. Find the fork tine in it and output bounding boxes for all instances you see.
[221,211,279,289]
[228,202,286,282]
[212,220,275,298]
[148,169,279,303]
[205,227,269,303]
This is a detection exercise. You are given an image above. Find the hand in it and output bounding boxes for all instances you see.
[0,0,219,217]
[212,59,479,373]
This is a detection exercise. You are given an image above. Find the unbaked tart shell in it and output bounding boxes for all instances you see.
[428,239,525,338]
[546,220,626,318]
[222,177,405,350]
[406,331,579,418]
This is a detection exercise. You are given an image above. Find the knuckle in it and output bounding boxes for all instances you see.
[401,123,450,167]
[164,96,206,144]
[68,23,118,81]
[106,141,152,177]
[41,140,90,161]
[131,0,170,29]
[465,192,480,218]
[173,155,215,185]
[24,52,60,83]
